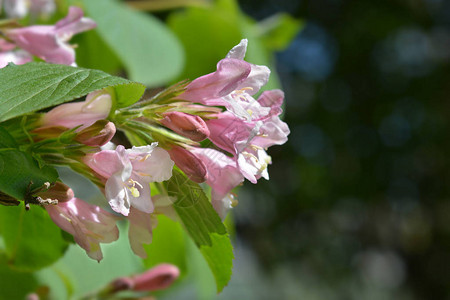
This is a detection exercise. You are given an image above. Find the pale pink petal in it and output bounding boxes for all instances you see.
[180,58,251,103]
[206,112,258,154]
[211,192,235,219]
[55,6,96,36]
[86,146,131,180]
[252,116,290,148]
[191,147,243,198]
[128,207,157,258]
[105,173,131,216]
[226,39,248,60]
[237,148,271,183]
[46,198,119,262]
[128,175,153,214]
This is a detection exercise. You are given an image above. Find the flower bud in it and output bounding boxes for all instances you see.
[36,182,74,203]
[111,264,180,293]
[161,111,210,142]
[75,120,116,147]
[168,146,207,183]
[40,89,112,130]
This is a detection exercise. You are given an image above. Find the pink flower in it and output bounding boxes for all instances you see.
[205,111,260,155]
[179,39,271,121]
[190,148,243,218]
[127,207,157,258]
[86,144,174,216]
[127,196,176,258]
[161,111,210,142]
[40,89,112,130]
[46,197,119,262]
[110,264,180,293]
[5,6,96,65]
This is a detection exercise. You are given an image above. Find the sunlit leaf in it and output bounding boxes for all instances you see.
[163,170,233,293]
[0,63,145,122]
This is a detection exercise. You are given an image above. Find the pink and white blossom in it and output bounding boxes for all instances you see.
[46,197,119,262]
[190,147,243,218]
[180,39,271,121]
[86,144,174,216]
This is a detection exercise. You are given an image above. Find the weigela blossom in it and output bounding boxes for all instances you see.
[190,148,243,218]
[5,6,96,65]
[46,197,119,262]
[127,195,176,258]
[179,39,271,121]
[85,144,174,216]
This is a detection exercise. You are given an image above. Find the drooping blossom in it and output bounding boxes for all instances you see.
[190,147,243,218]
[5,6,96,65]
[40,89,112,130]
[46,197,119,262]
[85,144,174,216]
[127,195,176,258]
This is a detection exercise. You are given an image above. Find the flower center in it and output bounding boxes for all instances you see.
[127,179,143,198]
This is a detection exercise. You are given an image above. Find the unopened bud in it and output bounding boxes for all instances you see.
[75,120,116,147]
[168,146,207,183]
[110,264,180,293]
[161,112,210,142]
[40,89,112,130]
[36,182,74,203]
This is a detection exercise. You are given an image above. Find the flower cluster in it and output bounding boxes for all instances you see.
[0,5,289,263]
[117,39,290,218]
[0,5,95,67]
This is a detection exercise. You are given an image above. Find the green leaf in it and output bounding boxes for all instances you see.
[258,13,303,51]
[163,170,233,293]
[0,150,58,200]
[167,5,242,80]
[0,127,18,148]
[0,62,145,122]
[0,203,69,271]
[0,254,38,299]
[83,0,184,87]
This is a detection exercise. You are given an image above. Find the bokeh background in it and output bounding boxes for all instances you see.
[230,0,450,299]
